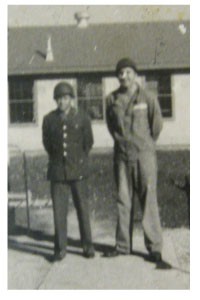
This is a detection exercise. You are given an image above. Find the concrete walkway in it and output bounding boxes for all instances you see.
[8,210,190,290]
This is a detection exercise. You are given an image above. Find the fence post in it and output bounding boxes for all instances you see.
[23,151,31,233]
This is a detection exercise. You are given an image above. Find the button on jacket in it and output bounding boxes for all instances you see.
[106,86,163,163]
[42,107,93,181]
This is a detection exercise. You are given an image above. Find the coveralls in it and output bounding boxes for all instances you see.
[106,85,163,254]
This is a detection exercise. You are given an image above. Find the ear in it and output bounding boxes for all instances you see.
[70,99,75,107]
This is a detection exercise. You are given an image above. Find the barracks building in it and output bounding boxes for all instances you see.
[8,17,190,151]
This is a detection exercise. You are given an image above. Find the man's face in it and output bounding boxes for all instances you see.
[117,67,137,89]
[56,94,72,112]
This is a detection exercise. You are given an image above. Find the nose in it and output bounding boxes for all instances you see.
[120,72,126,79]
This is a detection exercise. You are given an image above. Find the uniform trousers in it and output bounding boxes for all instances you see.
[114,151,163,254]
[50,180,93,253]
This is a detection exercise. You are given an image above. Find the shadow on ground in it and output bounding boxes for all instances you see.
[8,226,149,264]
[8,223,190,282]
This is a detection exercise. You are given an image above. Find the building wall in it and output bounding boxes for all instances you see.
[158,74,190,146]
[8,73,190,152]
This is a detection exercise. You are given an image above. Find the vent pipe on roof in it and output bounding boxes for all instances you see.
[74,10,90,28]
[46,35,54,62]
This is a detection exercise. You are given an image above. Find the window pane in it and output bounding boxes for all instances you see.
[79,99,89,111]
[145,80,158,97]
[89,98,103,120]
[9,78,35,124]
[10,102,34,123]
[158,95,172,117]
[158,74,171,94]
[79,98,103,120]
[77,79,87,97]
[146,73,172,118]
[9,79,33,100]
[77,76,103,120]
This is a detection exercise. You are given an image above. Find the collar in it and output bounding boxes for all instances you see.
[56,107,77,122]
[119,83,139,101]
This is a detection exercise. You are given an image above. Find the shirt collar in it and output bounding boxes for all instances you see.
[119,83,139,98]
[56,107,77,121]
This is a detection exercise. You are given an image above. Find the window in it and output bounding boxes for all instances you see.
[9,78,35,124]
[146,73,172,117]
[77,76,103,120]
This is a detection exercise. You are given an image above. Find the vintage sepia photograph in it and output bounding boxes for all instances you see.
[7,4,190,290]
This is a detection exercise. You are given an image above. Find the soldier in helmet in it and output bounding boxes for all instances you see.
[42,81,95,261]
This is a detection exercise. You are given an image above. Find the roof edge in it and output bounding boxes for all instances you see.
[8,19,190,30]
[8,63,190,76]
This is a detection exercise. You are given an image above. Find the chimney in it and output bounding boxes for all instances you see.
[46,35,54,62]
[74,10,90,28]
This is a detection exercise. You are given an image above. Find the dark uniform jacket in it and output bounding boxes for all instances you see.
[42,107,93,181]
[106,85,163,163]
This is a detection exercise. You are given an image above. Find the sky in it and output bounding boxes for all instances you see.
[8,5,190,27]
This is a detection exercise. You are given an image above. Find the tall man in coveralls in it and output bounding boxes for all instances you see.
[42,82,95,261]
[105,58,170,267]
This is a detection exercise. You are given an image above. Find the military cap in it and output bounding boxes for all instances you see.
[54,82,74,99]
[116,57,137,75]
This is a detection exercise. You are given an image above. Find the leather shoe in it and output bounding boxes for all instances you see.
[83,248,95,258]
[149,252,172,269]
[103,249,129,257]
[54,250,66,261]
[156,260,172,270]
[148,251,162,263]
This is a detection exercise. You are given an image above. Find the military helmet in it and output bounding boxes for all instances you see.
[53,82,74,99]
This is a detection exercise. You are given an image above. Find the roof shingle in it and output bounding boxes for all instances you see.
[8,21,190,75]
